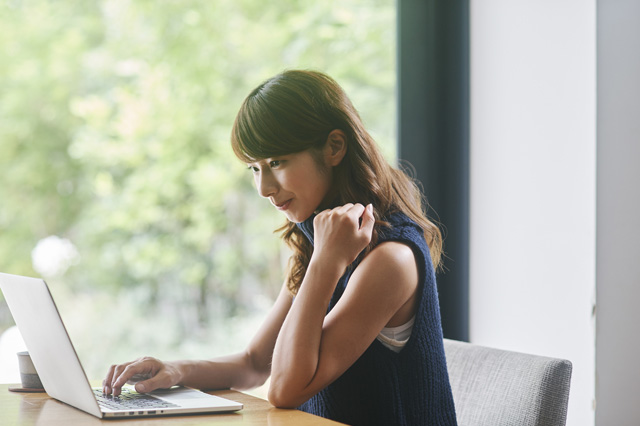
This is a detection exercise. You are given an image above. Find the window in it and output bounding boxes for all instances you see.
[0,0,396,385]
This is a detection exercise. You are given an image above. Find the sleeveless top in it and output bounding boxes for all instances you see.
[295,211,458,426]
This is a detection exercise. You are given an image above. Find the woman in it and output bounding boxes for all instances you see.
[103,70,457,425]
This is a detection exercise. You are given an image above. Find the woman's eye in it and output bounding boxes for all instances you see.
[248,166,259,173]
[269,160,281,168]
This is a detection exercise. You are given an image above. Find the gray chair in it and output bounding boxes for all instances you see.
[443,339,572,426]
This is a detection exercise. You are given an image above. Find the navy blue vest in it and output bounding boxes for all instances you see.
[296,211,457,426]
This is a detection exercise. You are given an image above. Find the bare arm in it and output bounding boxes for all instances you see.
[268,205,419,408]
[104,283,292,396]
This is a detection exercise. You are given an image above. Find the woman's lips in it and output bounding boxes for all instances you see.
[274,199,291,211]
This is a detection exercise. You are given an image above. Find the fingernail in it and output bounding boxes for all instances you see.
[137,383,146,392]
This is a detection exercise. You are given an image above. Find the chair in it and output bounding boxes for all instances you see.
[443,339,572,426]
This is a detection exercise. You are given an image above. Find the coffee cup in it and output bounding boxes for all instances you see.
[17,351,44,390]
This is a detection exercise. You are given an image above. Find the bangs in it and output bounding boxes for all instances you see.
[231,97,300,163]
[231,76,332,163]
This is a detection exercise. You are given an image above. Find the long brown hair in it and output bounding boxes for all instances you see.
[231,70,442,294]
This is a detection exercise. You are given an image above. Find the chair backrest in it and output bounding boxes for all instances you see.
[443,339,572,426]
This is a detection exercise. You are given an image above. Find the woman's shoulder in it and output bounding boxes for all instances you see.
[369,240,416,266]
[375,209,434,273]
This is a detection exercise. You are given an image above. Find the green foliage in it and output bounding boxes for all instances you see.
[0,0,395,379]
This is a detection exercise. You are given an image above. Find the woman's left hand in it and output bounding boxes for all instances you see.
[312,203,375,270]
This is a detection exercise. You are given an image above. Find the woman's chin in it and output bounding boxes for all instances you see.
[283,210,313,224]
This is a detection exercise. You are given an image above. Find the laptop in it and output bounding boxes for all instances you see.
[0,272,243,418]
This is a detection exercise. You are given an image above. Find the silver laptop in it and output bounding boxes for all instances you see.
[0,272,243,418]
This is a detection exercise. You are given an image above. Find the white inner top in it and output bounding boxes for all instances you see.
[376,316,415,353]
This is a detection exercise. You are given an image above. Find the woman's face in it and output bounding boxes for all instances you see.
[248,149,332,223]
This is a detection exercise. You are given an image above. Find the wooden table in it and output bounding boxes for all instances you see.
[0,384,345,425]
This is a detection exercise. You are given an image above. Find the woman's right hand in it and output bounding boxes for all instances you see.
[102,357,183,396]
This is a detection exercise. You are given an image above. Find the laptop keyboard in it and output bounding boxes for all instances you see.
[94,389,179,411]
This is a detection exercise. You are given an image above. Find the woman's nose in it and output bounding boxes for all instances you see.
[256,170,278,198]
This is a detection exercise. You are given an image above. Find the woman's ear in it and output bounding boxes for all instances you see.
[324,129,347,167]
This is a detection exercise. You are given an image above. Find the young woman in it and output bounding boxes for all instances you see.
[103,70,457,425]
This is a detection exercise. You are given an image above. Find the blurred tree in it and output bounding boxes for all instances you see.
[0,0,395,377]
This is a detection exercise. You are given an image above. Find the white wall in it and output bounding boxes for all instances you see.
[596,1,640,424]
[469,2,596,426]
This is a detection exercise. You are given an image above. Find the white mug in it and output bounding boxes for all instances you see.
[17,351,43,390]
